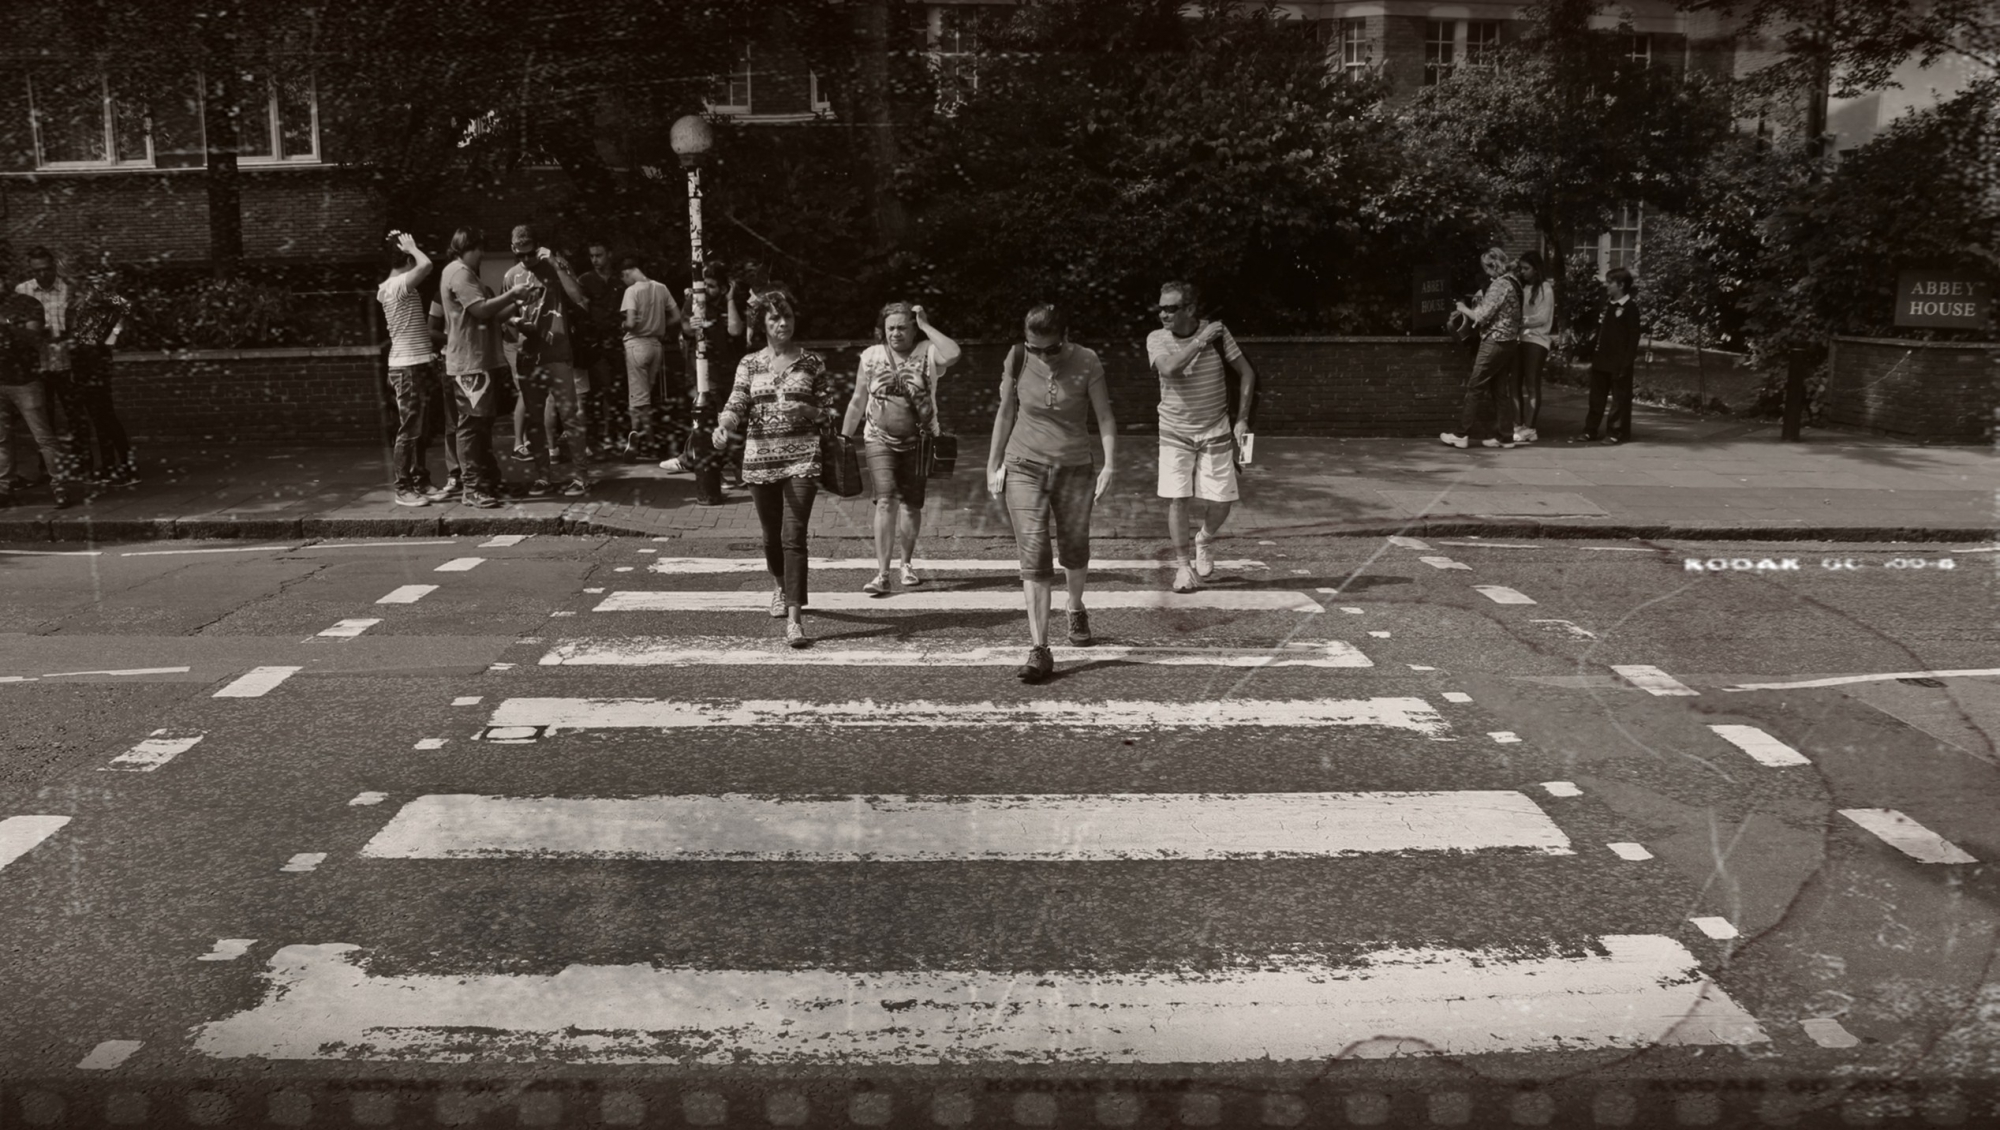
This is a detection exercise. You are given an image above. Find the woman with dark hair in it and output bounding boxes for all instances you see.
[715,289,836,648]
[986,303,1116,685]
[842,300,962,595]
[1514,251,1554,443]
[1442,247,1522,450]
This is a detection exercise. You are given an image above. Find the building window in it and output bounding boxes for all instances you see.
[1463,21,1502,67]
[1338,18,1373,76]
[28,68,315,169]
[28,73,153,168]
[709,48,753,115]
[1626,34,1652,65]
[933,4,1003,104]
[1607,202,1643,270]
[1423,20,1455,85]
[228,70,320,163]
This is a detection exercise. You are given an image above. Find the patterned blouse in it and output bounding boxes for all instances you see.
[858,342,942,453]
[719,347,836,484]
[1469,274,1524,343]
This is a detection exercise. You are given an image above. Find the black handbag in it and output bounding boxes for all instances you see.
[820,431,864,498]
[926,432,958,478]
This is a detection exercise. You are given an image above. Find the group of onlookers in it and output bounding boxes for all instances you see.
[1446,247,1642,449]
[0,247,135,508]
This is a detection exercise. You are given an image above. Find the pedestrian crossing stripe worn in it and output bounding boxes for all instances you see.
[594,590,1325,613]
[189,935,1766,1064]
[1839,809,1978,864]
[647,557,1271,575]
[1708,724,1811,767]
[478,696,1451,738]
[0,815,70,871]
[213,666,300,698]
[358,792,1575,861]
[101,731,204,772]
[537,638,1372,668]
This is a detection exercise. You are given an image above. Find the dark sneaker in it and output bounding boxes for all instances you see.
[1017,645,1054,684]
[527,478,554,497]
[560,479,588,498]
[1066,608,1093,647]
[463,490,502,510]
[393,488,430,507]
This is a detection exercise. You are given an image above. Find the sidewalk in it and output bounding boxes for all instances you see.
[2,389,1991,544]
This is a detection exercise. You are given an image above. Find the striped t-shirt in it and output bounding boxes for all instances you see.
[377,274,433,368]
[1147,325,1242,438]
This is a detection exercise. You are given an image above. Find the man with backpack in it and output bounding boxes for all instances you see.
[1147,281,1258,594]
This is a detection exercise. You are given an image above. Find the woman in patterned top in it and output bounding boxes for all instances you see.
[1443,246,1523,450]
[841,301,962,596]
[714,289,837,648]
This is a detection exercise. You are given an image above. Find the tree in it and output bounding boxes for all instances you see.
[1688,0,2000,102]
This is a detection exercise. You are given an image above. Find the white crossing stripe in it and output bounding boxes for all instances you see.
[480,535,531,548]
[646,557,1269,575]
[452,696,483,706]
[1489,732,1521,744]
[1708,725,1810,767]
[1387,537,1431,550]
[0,815,71,871]
[360,791,1574,861]
[1724,668,2000,692]
[1368,630,1390,638]
[1838,809,1977,864]
[482,696,1451,738]
[76,1040,143,1070]
[1607,843,1654,861]
[214,666,301,698]
[1800,1018,1860,1048]
[1542,781,1582,797]
[595,590,1323,614]
[190,935,1765,1063]
[435,557,486,572]
[102,732,204,772]
[377,585,438,604]
[198,939,256,962]
[539,638,1371,669]
[1612,665,1699,696]
[280,853,327,873]
[413,739,447,750]
[1689,917,1739,940]
[1419,556,1471,571]
[46,666,192,678]
[1472,586,1537,605]
[1442,692,1472,703]
[317,618,381,638]
[349,793,388,807]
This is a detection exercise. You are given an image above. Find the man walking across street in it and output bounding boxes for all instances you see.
[619,255,682,460]
[439,227,533,508]
[1146,281,1257,594]
[1576,267,1642,444]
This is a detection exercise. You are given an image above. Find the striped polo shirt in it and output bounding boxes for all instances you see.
[1147,325,1242,438]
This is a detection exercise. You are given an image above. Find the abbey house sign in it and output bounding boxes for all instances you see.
[1894,270,1993,330]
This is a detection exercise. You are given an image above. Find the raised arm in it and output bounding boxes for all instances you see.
[911,306,961,368]
[1152,321,1224,381]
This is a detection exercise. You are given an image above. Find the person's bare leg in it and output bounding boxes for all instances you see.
[1065,565,1087,611]
[1197,499,1233,541]
[899,503,921,569]
[1023,578,1052,646]
[872,498,895,578]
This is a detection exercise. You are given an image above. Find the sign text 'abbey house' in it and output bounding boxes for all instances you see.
[1894,271,1994,330]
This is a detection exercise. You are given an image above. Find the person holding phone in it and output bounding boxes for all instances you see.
[985,304,1116,684]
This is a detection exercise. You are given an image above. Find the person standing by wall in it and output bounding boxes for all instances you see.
[377,231,440,506]
[1147,280,1257,594]
[439,227,534,508]
[13,247,80,490]
[504,225,593,496]
[577,239,624,456]
[841,300,961,595]
[67,259,135,485]
[619,255,682,460]
[1577,267,1642,444]
[0,291,74,508]
[1444,247,1522,450]
[1514,251,1553,444]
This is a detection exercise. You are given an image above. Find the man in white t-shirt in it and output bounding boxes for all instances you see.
[618,255,682,458]
[1146,281,1258,594]
[377,232,439,506]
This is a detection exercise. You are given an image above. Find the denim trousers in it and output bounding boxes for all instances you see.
[387,363,440,491]
[1002,454,1095,582]
[1459,340,1520,441]
[749,474,820,609]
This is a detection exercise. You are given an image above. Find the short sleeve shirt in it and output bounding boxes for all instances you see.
[378,274,434,368]
[507,259,574,366]
[1003,344,1107,468]
[620,279,678,340]
[1147,324,1242,439]
[439,259,503,375]
[859,342,943,451]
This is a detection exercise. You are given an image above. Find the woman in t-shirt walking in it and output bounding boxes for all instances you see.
[842,300,962,595]
[985,304,1116,684]
[715,289,836,648]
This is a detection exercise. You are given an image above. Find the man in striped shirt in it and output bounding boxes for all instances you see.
[1146,281,1258,594]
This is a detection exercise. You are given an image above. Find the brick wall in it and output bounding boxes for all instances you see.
[1824,336,1998,442]
[112,346,388,444]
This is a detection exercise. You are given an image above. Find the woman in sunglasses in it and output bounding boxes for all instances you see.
[985,304,1116,684]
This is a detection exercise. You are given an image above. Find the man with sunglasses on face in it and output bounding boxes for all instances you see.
[1146,281,1257,594]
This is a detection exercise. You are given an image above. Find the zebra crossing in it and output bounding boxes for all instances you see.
[173,552,1782,1072]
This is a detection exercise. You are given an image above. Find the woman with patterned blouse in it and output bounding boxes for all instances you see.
[714,289,836,648]
[1443,247,1523,450]
[841,301,962,596]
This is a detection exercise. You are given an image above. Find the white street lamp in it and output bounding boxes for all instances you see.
[669,114,716,399]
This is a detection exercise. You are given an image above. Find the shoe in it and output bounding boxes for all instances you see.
[1193,535,1215,579]
[426,476,463,500]
[527,478,554,497]
[1439,432,1469,449]
[1520,427,1539,442]
[1567,433,1597,444]
[786,620,810,649]
[50,485,77,509]
[463,490,502,509]
[1481,437,1516,449]
[560,479,588,497]
[1017,645,1054,684]
[1067,608,1093,647]
[1602,435,1623,445]
[659,457,685,473]
[770,587,787,618]
[898,563,924,587]
[510,443,534,461]
[1171,564,1199,594]
[863,573,890,596]
[393,488,430,507]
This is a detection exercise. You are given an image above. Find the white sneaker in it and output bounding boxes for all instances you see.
[1193,536,1215,579]
[1512,426,1530,443]
[898,562,924,587]
[1440,432,1469,449]
[1522,427,1539,442]
[1172,564,1200,593]
[658,457,685,473]
[862,573,890,596]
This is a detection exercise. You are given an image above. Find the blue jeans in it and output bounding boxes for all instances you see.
[387,362,439,491]
[1003,455,1095,582]
[0,379,75,483]
[749,475,820,609]
[1459,340,1520,441]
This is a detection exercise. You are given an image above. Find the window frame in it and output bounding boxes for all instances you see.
[232,70,322,165]
[1626,33,1652,66]
[26,66,322,171]
[1338,17,1374,77]
[1463,20,1502,68]
[27,73,156,170]
[708,48,754,116]
[1422,19,1456,86]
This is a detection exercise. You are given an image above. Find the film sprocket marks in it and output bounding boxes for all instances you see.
[1685,556,1957,571]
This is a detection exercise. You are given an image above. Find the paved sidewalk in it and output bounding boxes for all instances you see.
[1,389,1991,544]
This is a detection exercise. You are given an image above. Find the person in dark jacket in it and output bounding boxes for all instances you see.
[1577,267,1641,444]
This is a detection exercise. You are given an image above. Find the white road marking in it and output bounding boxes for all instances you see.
[1387,537,1431,550]
[549,610,576,617]
[1708,725,1810,767]
[1839,809,1977,864]
[296,540,460,550]
[1419,556,1471,571]
[1437,542,1538,549]
[0,548,102,556]
[1442,692,1472,704]
[638,548,658,554]
[361,791,1574,861]
[349,793,388,807]
[487,663,516,672]
[480,535,531,548]
[1368,630,1391,638]
[1689,917,1739,940]
[613,566,634,572]
[46,666,191,678]
[317,619,381,638]
[482,696,1452,737]
[0,676,37,683]
[121,545,294,557]
[197,939,256,962]
[1581,546,1659,552]
[192,935,1765,1063]
[0,815,71,871]
[516,637,543,645]
[647,557,1269,575]
[413,739,447,750]
[213,666,302,698]
[584,587,605,593]
[1530,619,1597,640]
[538,638,1372,669]
[1800,1018,1860,1048]
[435,557,486,572]
[1343,607,1364,614]
[1949,546,1999,554]
[595,590,1324,614]
[1724,668,2000,692]
[1612,665,1699,696]
[102,732,204,772]
[376,585,438,604]
[1409,665,1437,671]
[1489,732,1521,744]
[77,1040,142,1070]
[1472,586,1537,605]
[1542,781,1581,797]
[1607,843,1654,861]
[452,696,483,706]
[280,853,326,873]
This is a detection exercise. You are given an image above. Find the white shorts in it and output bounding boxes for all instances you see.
[1157,428,1239,502]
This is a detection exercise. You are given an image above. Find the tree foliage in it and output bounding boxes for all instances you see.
[1686,0,2000,100]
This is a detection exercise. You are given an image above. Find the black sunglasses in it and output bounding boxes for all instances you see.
[1023,341,1064,357]
[1157,303,1186,314]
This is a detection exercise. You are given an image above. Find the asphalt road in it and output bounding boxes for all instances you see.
[0,533,1994,1129]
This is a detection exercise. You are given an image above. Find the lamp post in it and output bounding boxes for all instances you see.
[669,114,715,400]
